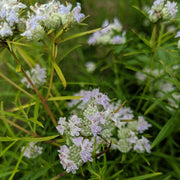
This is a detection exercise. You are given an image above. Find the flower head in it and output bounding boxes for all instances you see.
[148,0,178,23]
[21,64,47,88]
[88,17,126,45]
[21,142,43,158]
[21,1,85,40]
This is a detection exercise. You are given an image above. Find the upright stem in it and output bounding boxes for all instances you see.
[136,23,157,111]
[9,48,57,127]
[46,43,57,99]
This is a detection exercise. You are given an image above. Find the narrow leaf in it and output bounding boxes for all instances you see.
[28,118,44,128]
[53,62,67,88]
[125,172,162,180]
[132,5,148,18]
[0,135,59,142]
[131,29,150,47]
[16,46,35,66]
[160,60,180,90]
[48,96,82,101]
[57,45,81,63]
[0,141,16,157]
[151,114,177,149]
[16,64,21,72]
[61,27,102,43]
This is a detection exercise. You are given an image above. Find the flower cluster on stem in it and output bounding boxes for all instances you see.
[0,0,26,39]
[148,0,178,23]
[21,1,85,40]
[88,17,126,45]
[21,64,47,89]
[57,89,152,174]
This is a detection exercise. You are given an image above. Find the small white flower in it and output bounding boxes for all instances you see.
[21,142,43,158]
[0,22,13,38]
[134,136,151,153]
[56,117,67,135]
[88,17,126,45]
[85,61,96,73]
[21,64,47,89]
[137,116,152,133]
[175,31,180,38]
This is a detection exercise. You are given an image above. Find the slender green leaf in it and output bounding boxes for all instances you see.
[151,114,177,149]
[9,143,29,180]
[160,60,180,90]
[0,102,15,137]
[61,27,102,43]
[6,41,35,47]
[48,96,82,101]
[57,44,81,63]
[131,29,150,47]
[0,135,59,142]
[109,169,124,180]
[0,141,16,157]
[53,62,67,88]
[16,64,21,72]
[124,172,162,180]
[16,46,35,66]
[0,171,16,178]
[123,50,150,57]
[144,92,173,115]
[28,118,44,128]
[132,5,148,18]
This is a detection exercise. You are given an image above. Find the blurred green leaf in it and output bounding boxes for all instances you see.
[151,113,178,149]
[0,135,59,142]
[124,172,162,180]
[61,27,102,43]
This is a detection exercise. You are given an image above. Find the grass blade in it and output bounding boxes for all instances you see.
[124,172,162,180]
[151,112,178,149]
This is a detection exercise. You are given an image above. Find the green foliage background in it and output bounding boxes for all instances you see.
[0,0,180,179]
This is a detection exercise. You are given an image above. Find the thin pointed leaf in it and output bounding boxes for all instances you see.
[131,29,150,47]
[0,141,16,157]
[160,60,180,90]
[57,44,81,63]
[48,96,82,101]
[28,118,44,128]
[61,27,102,43]
[124,172,162,180]
[16,46,35,66]
[53,62,67,88]
[151,114,177,149]
[132,5,148,18]
[16,64,21,72]
[9,143,29,180]
[0,135,59,142]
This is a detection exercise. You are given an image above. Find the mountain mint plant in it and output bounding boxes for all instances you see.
[1,0,180,179]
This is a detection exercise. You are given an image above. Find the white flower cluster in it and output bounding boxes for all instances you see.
[21,142,43,158]
[21,64,47,89]
[21,1,85,40]
[148,0,178,23]
[88,18,126,45]
[0,0,26,39]
[57,89,152,174]
[85,61,96,73]
[136,67,180,109]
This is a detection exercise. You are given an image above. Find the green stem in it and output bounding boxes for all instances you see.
[113,58,120,91]
[9,48,57,127]
[46,43,57,100]
[136,23,157,111]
